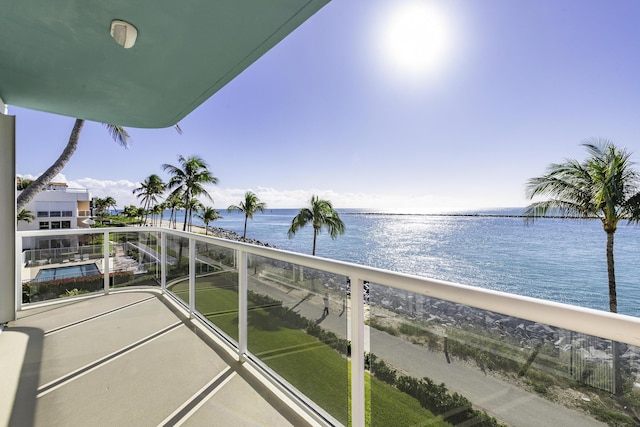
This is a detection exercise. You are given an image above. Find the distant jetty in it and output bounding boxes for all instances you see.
[344,212,599,219]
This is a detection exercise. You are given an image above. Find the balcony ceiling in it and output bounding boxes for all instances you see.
[0,0,328,128]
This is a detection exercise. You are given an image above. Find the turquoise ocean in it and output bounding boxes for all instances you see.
[170,208,640,318]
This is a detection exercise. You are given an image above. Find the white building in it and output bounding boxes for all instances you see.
[18,182,93,251]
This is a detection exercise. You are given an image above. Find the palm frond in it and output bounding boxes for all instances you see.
[103,124,130,148]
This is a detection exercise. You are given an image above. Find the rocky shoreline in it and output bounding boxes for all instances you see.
[207,226,277,248]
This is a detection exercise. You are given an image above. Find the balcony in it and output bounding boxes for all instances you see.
[4,227,640,426]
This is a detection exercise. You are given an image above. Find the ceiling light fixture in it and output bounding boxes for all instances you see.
[110,20,137,49]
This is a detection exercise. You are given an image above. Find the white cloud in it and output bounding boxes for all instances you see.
[17,173,523,212]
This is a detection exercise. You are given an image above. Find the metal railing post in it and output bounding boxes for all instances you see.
[238,250,248,362]
[350,277,365,427]
[160,232,167,293]
[189,238,195,317]
[103,231,110,294]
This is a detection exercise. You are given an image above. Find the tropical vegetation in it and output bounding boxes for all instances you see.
[525,139,640,394]
[227,191,266,239]
[163,155,217,231]
[133,174,166,226]
[288,195,345,255]
[16,120,130,211]
[17,208,34,223]
[196,207,221,235]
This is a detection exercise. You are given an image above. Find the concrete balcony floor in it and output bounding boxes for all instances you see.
[0,291,313,427]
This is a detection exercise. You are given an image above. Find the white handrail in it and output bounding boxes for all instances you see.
[17,226,640,347]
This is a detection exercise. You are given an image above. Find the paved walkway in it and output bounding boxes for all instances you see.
[248,276,605,427]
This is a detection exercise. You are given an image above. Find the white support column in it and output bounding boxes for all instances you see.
[189,238,195,317]
[160,232,167,293]
[350,277,365,427]
[103,231,110,294]
[238,250,248,362]
[0,111,16,322]
[15,217,22,312]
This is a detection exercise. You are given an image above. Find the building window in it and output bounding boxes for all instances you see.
[39,222,49,230]
[51,221,61,229]
[62,221,71,229]
[50,211,61,217]
[62,211,73,217]
[37,211,49,218]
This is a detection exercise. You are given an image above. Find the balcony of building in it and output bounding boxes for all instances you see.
[3,226,640,426]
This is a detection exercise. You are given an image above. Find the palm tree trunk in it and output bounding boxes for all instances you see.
[243,216,248,239]
[606,230,617,313]
[17,118,84,210]
[183,207,188,231]
[312,228,318,256]
[606,230,623,395]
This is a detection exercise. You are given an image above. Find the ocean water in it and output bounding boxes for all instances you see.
[171,208,640,317]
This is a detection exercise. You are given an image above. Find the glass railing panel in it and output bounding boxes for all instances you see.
[247,254,349,425]
[21,232,105,303]
[193,241,239,341]
[366,283,640,426]
[110,231,161,288]
[165,234,190,306]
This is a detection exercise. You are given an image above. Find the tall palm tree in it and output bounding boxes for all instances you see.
[104,196,117,215]
[165,193,183,229]
[196,207,222,235]
[288,195,345,256]
[17,208,34,224]
[16,120,130,210]
[184,198,204,232]
[162,155,217,231]
[133,174,165,226]
[525,140,640,395]
[227,191,266,239]
[93,197,108,216]
[150,203,165,227]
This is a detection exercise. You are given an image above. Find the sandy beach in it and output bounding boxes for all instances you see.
[156,219,209,235]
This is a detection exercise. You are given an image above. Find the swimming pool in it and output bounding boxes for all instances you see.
[34,263,100,282]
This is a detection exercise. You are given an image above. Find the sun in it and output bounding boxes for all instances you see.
[378,1,452,80]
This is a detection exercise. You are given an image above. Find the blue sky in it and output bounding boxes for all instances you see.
[14,0,640,212]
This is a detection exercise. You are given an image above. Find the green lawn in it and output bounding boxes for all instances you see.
[170,272,448,426]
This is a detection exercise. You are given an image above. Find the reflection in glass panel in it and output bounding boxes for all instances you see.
[367,283,640,426]
[21,232,105,303]
[165,234,190,307]
[247,254,349,425]
[111,231,161,288]
[193,241,239,341]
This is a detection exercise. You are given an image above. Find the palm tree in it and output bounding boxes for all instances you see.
[184,198,203,232]
[227,191,266,239]
[17,208,34,224]
[122,205,139,219]
[16,120,130,211]
[196,207,222,235]
[165,193,183,229]
[288,195,345,256]
[93,197,110,217]
[162,155,217,231]
[133,174,165,226]
[150,203,165,227]
[104,196,117,215]
[525,140,640,395]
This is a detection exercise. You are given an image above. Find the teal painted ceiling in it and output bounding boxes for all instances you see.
[0,0,328,128]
